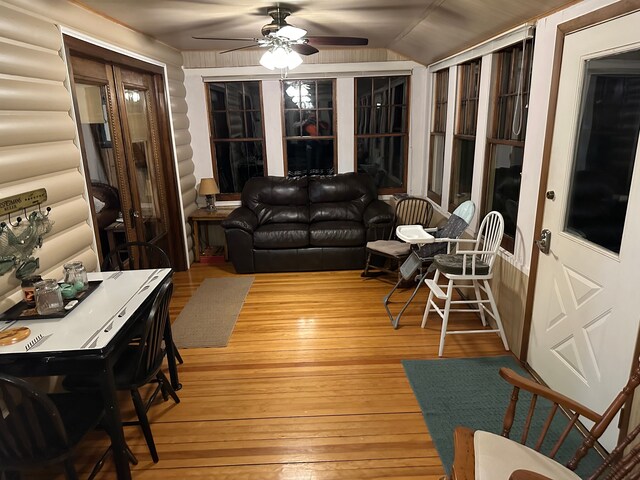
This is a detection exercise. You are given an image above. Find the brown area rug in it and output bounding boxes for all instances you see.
[172,276,254,348]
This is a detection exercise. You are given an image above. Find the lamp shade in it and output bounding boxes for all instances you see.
[199,178,219,195]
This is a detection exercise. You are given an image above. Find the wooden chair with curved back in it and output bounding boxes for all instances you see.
[102,240,184,374]
[362,197,434,282]
[0,373,108,479]
[450,362,640,480]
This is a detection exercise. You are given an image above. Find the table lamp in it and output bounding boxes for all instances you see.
[199,178,220,211]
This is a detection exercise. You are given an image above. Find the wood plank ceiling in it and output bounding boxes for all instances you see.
[74,0,580,65]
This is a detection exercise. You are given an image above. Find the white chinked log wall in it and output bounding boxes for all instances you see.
[0,0,197,312]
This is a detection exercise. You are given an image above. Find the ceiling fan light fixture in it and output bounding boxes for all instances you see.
[276,25,307,41]
[260,45,302,71]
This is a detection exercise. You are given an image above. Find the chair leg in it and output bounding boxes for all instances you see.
[438,279,454,357]
[173,341,184,365]
[473,280,487,326]
[157,370,180,404]
[421,270,439,328]
[484,279,509,351]
[131,388,159,463]
[361,252,372,277]
[63,458,79,480]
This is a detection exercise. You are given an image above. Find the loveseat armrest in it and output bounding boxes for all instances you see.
[363,200,394,226]
[221,207,258,233]
[363,200,394,241]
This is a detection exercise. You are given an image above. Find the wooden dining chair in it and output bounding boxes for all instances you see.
[362,197,434,282]
[103,240,184,372]
[64,277,180,469]
[450,362,640,480]
[0,373,107,479]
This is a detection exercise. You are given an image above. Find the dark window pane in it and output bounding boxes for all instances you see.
[391,107,406,133]
[373,77,389,105]
[486,144,523,238]
[213,112,229,138]
[209,83,226,110]
[244,83,260,110]
[285,110,302,136]
[565,51,640,253]
[357,107,370,134]
[317,81,333,108]
[300,81,316,108]
[391,77,407,104]
[227,110,244,138]
[375,105,388,134]
[356,78,372,105]
[429,133,445,198]
[450,138,475,211]
[318,110,333,136]
[286,139,334,176]
[245,112,261,138]
[215,141,264,193]
[226,83,244,109]
[356,136,406,188]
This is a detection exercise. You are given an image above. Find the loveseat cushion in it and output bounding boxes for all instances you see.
[242,176,309,224]
[254,223,309,249]
[309,221,365,247]
[309,173,376,222]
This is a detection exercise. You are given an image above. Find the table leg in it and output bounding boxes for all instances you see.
[99,359,132,480]
[164,319,182,391]
[192,219,200,262]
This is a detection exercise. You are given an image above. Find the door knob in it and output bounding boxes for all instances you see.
[535,229,552,254]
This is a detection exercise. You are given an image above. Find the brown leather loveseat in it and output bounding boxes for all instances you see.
[221,173,393,273]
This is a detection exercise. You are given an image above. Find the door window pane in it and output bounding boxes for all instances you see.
[565,50,640,253]
[123,88,165,242]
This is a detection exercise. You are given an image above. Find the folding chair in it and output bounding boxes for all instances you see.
[383,200,475,328]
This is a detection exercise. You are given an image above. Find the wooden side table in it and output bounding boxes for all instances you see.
[104,221,126,252]
[188,208,235,262]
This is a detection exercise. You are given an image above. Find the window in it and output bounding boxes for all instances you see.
[450,59,481,212]
[283,80,335,176]
[483,40,533,251]
[355,76,409,192]
[207,81,266,197]
[428,69,449,203]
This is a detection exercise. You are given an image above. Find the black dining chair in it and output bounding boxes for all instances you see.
[64,276,180,467]
[0,373,107,479]
[102,241,184,377]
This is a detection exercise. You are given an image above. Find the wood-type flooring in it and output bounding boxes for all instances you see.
[42,264,510,479]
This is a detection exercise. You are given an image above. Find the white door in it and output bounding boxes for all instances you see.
[528,11,640,450]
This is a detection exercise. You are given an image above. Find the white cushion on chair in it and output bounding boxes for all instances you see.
[474,431,581,480]
[366,240,411,256]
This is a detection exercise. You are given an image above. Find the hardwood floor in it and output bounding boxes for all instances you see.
[65,264,509,479]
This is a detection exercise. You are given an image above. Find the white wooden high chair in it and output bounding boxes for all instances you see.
[422,211,509,357]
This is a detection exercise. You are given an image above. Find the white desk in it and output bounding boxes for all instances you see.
[0,268,173,480]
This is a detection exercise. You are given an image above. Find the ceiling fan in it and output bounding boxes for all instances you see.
[193,7,368,70]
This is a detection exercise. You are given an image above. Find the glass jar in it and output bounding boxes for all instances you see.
[21,275,42,307]
[34,279,64,315]
[63,261,88,292]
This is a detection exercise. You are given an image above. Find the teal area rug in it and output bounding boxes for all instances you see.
[402,356,603,477]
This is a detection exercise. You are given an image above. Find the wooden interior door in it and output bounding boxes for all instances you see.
[68,47,182,268]
[528,11,640,450]
[109,66,171,254]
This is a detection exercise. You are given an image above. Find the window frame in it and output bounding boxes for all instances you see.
[428,69,449,203]
[449,59,482,213]
[205,80,267,201]
[281,78,337,177]
[482,39,534,252]
[354,75,410,194]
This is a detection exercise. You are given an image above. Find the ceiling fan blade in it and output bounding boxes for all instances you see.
[291,43,319,56]
[219,44,258,54]
[193,36,257,41]
[305,36,368,46]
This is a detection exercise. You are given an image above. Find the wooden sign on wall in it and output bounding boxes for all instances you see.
[0,189,48,216]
